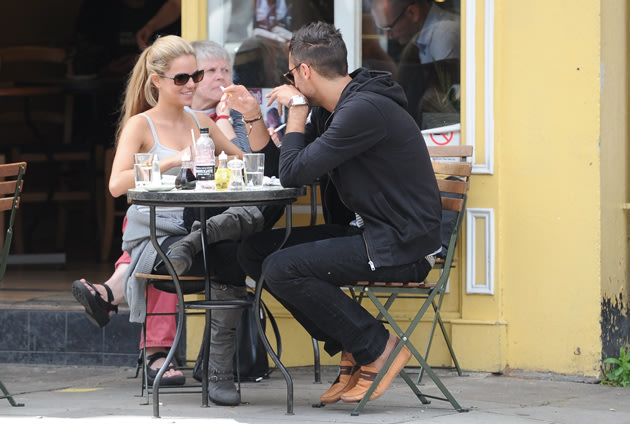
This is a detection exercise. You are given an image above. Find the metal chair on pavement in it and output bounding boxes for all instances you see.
[0,161,26,407]
[338,145,472,416]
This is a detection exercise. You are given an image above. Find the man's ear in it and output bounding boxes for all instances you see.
[301,63,313,81]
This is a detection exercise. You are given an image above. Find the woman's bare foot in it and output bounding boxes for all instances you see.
[76,262,128,310]
[146,348,185,382]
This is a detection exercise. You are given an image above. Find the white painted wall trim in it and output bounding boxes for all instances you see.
[466,208,495,294]
[207,0,229,45]
[336,0,361,72]
[465,0,495,175]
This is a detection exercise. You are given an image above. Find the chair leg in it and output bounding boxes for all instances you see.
[0,379,24,407]
[348,287,465,416]
[311,337,321,383]
[417,297,463,383]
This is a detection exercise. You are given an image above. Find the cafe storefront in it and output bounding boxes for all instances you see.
[182,0,630,380]
[0,0,627,379]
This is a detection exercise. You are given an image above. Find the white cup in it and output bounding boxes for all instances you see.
[243,153,265,188]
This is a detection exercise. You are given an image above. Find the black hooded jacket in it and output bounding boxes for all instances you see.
[279,68,442,269]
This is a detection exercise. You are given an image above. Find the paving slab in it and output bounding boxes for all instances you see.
[0,364,629,424]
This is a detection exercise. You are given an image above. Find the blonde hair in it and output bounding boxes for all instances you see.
[116,35,196,142]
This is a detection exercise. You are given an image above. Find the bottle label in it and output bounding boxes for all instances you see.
[196,164,215,181]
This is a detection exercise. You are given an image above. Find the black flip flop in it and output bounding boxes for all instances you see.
[146,351,186,386]
[71,280,118,328]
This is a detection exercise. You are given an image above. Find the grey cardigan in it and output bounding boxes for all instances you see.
[121,205,187,323]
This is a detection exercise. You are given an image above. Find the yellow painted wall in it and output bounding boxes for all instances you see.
[497,1,601,376]
[181,0,206,42]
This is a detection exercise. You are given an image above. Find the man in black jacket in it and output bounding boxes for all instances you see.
[237,21,442,404]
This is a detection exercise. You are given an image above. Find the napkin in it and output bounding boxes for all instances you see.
[263,176,281,186]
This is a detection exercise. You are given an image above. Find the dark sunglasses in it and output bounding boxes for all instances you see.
[158,69,204,86]
[283,63,303,85]
[375,3,412,31]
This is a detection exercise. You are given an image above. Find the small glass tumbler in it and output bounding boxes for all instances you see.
[134,153,154,188]
[243,153,265,188]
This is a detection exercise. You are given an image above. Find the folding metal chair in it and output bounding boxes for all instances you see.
[342,145,473,416]
[0,161,26,407]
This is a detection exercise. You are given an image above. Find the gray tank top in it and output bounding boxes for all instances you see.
[139,109,201,176]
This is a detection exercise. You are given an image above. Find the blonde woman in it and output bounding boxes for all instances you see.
[72,35,261,404]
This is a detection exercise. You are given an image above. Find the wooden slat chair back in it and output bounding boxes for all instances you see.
[0,46,95,254]
[0,46,72,145]
[0,161,26,407]
[0,162,26,281]
[342,144,473,416]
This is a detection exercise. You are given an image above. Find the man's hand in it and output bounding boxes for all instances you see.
[266,84,303,116]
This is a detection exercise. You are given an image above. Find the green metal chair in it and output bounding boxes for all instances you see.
[341,145,472,416]
[0,161,26,407]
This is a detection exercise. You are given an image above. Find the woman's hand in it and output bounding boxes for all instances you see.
[216,99,231,117]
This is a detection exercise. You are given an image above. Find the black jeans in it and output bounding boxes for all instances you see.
[238,224,432,365]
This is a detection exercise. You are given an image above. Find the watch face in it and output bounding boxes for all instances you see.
[290,95,307,107]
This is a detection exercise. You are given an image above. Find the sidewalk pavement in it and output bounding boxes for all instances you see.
[1,363,629,424]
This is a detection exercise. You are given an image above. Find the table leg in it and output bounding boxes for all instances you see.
[147,205,186,418]
[199,207,211,407]
[253,203,294,414]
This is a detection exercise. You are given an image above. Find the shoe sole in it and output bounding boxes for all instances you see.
[71,280,109,328]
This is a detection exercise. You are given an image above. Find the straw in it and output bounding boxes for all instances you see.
[190,128,195,146]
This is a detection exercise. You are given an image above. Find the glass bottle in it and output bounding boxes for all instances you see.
[214,150,230,191]
[175,150,196,190]
[227,158,245,191]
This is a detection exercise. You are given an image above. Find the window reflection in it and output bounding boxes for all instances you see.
[231,0,334,88]
[221,0,333,134]
[364,0,461,130]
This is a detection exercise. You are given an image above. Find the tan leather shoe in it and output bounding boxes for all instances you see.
[319,360,361,404]
[341,344,411,402]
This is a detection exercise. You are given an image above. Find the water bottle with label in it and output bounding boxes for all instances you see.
[194,127,215,190]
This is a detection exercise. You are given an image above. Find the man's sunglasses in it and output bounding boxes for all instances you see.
[375,3,412,31]
[158,70,204,86]
[283,63,302,85]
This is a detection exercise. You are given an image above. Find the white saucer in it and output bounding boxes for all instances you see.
[144,184,175,192]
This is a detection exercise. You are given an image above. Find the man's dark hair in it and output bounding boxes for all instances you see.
[289,21,348,78]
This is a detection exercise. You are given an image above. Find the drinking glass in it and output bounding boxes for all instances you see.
[243,153,264,188]
[134,153,154,188]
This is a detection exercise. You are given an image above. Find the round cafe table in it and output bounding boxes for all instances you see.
[127,185,306,417]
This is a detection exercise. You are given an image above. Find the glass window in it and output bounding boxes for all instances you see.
[213,0,333,136]
[217,0,334,88]
[363,0,461,130]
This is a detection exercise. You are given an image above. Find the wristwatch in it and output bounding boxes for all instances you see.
[288,94,308,108]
